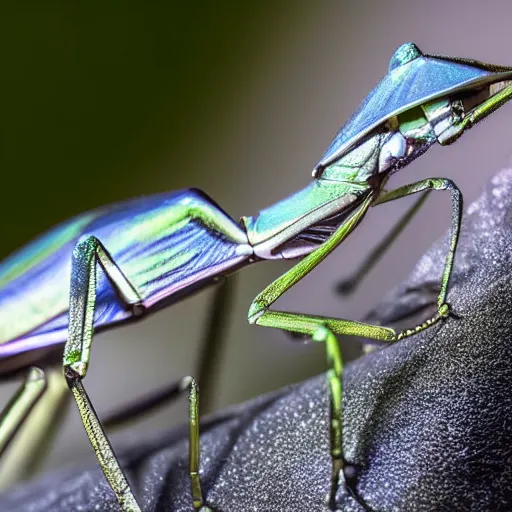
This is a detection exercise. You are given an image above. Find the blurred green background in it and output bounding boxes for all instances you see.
[1,3,301,248]
[2,0,512,487]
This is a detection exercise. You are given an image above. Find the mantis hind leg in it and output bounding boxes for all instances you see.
[0,367,47,489]
[63,235,211,511]
[101,277,235,428]
[63,236,142,511]
[0,366,69,489]
[196,276,235,414]
[101,377,213,511]
[0,367,46,460]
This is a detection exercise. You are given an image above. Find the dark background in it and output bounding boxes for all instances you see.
[1,0,512,485]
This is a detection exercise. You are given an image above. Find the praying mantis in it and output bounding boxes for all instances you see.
[2,42,512,511]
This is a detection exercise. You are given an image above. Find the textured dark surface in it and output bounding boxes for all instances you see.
[3,168,512,511]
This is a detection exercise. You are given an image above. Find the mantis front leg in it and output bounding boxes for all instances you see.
[373,177,462,317]
[337,177,462,307]
[336,190,431,295]
[248,179,461,508]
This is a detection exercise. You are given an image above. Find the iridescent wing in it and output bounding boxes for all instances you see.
[0,190,250,358]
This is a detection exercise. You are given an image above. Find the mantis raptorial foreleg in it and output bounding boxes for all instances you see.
[336,191,431,295]
[337,177,462,308]
[249,178,462,507]
[373,177,462,315]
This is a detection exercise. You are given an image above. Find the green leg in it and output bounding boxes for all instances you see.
[99,276,234,427]
[337,176,462,303]
[196,277,235,415]
[186,376,214,512]
[336,191,431,295]
[313,326,345,510]
[69,377,210,510]
[102,376,190,429]
[248,184,461,507]
[66,380,141,511]
[373,177,462,318]
[0,366,70,489]
[102,376,209,511]
[0,367,47,461]
[64,237,142,512]
[63,235,209,512]
[442,82,512,143]
[249,197,392,507]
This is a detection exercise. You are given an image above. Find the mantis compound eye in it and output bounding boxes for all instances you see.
[378,132,407,172]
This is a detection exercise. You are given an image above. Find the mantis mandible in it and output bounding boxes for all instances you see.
[1,42,512,511]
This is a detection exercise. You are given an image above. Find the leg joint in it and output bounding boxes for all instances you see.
[74,235,100,255]
[63,363,86,383]
[248,300,267,324]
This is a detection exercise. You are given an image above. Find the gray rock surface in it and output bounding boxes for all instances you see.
[3,169,512,511]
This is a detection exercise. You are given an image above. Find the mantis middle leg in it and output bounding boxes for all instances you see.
[249,196,393,509]
[249,178,462,507]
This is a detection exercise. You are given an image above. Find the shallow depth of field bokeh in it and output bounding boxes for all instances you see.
[1,1,512,481]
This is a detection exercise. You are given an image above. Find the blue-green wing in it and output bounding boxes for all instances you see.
[0,190,251,359]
